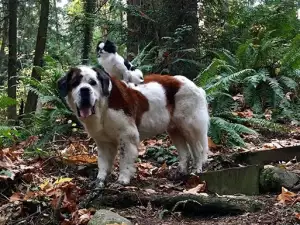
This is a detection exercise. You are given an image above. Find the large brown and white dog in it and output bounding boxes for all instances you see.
[58,65,209,187]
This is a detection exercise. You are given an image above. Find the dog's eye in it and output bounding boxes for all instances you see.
[71,80,80,88]
[89,79,97,86]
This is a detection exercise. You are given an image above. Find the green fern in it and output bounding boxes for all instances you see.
[209,117,257,147]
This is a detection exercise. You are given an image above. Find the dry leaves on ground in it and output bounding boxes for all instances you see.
[0,136,39,180]
[60,142,97,164]
[277,187,297,205]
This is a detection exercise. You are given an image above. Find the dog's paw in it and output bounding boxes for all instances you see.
[90,178,105,189]
[117,175,130,186]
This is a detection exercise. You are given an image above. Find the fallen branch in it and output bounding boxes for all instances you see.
[87,190,263,216]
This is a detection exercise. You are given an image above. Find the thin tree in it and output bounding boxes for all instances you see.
[24,0,50,115]
[81,0,96,65]
[0,0,8,82]
[7,0,17,123]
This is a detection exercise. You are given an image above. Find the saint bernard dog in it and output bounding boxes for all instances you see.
[57,65,209,187]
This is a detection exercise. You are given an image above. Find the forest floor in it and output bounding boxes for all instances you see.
[1,126,300,225]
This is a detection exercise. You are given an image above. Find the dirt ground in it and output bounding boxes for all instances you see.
[1,131,300,225]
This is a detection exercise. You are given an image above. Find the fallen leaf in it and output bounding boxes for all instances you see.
[236,109,253,118]
[54,177,73,185]
[155,162,168,178]
[40,179,52,191]
[183,182,206,195]
[277,187,297,205]
[64,154,97,164]
[185,174,201,189]
[295,212,300,220]
[208,137,217,149]
[9,192,22,202]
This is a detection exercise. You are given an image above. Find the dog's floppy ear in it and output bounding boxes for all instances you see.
[93,67,111,97]
[57,74,68,98]
[57,67,78,97]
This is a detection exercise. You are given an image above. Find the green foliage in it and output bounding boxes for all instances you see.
[19,60,74,147]
[193,1,300,147]
[145,145,178,165]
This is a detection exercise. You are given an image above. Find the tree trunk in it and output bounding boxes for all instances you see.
[7,0,17,123]
[0,0,8,84]
[81,0,96,65]
[24,0,50,115]
[126,0,140,56]
[53,0,60,51]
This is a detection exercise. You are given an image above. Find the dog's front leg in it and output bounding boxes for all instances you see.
[95,142,117,187]
[117,135,139,185]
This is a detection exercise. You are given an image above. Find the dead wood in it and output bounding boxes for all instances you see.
[87,189,263,216]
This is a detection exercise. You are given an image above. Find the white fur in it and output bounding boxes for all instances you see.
[97,44,144,85]
[65,66,210,186]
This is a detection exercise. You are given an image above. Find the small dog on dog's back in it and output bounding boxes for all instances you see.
[96,40,144,85]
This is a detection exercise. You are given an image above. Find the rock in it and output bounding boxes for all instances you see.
[260,167,300,192]
[88,209,132,225]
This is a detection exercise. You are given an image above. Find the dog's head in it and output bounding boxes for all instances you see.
[57,66,111,119]
[96,40,117,58]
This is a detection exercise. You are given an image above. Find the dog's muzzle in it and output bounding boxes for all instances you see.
[77,87,96,119]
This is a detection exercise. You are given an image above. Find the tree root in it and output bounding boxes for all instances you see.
[87,189,263,216]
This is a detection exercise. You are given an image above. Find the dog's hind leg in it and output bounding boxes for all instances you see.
[117,132,139,185]
[168,129,190,175]
[185,117,209,174]
[96,142,117,187]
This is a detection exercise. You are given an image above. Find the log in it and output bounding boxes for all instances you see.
[87,190,263,216]
[231,146,300,165]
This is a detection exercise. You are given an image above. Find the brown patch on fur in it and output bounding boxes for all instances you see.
[144,74,182,114]
[67,67,83,90]
[108,78,149,127]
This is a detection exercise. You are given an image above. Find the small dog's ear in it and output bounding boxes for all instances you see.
[57,74,68,97]
[93,67,111,97]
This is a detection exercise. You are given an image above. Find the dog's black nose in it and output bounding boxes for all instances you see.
[80,87,90,95]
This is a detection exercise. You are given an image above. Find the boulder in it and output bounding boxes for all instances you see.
[88,209,132,225]
[260,167,300,192]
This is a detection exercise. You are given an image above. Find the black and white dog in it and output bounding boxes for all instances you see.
[96,40,144,85]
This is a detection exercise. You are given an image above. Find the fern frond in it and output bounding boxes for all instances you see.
[193,59,226,87]
[209,117,255,147]
[207,69,254,93]
[278,76,298,90]
[244,69,268,88]
[0,96,17,109]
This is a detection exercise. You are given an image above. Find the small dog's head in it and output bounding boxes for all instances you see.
[57,66,111,119]
[96,40,117,58]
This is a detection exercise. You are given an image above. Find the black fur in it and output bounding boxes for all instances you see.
[93,67,111,97]
[124,59,136,71]
[96,40,117,55]
[57,73,68,98]
[57,68,82,98]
